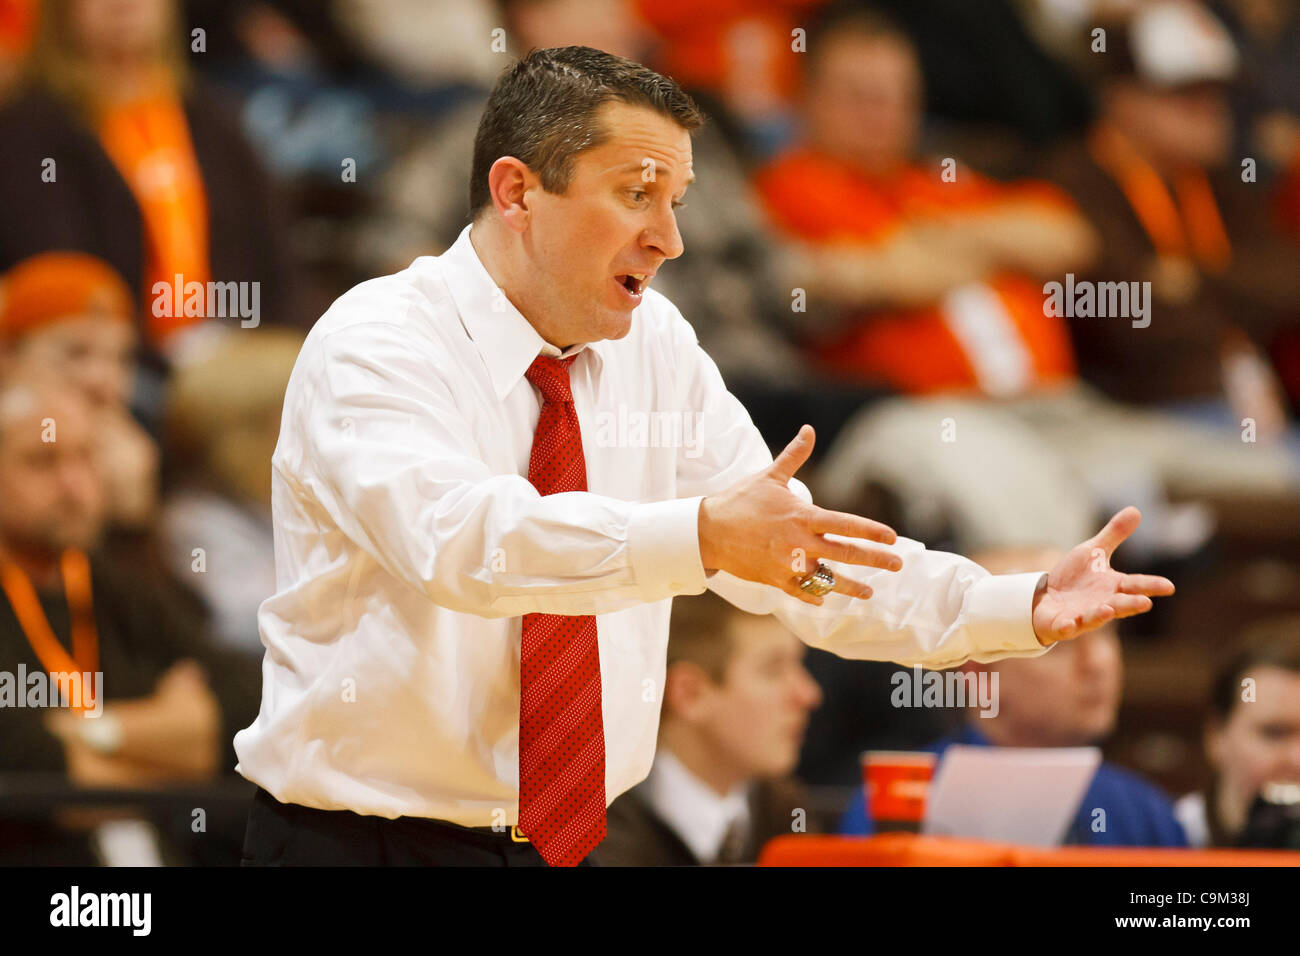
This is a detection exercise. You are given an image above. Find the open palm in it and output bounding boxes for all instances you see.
[1032,507,1176,645]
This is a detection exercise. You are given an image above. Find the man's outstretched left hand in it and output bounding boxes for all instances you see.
[1032,507,1176,646]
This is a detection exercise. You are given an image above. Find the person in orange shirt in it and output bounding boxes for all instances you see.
[24,0,209,347]
[753,6,1296,556]
[754,8,1093,397]
[0,0,35,95]
[635,0,827,156]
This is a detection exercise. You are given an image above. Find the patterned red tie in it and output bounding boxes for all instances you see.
[517,354,606,866]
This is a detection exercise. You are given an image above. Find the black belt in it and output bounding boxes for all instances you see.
[454,822,531,843]
[255,787,532,844]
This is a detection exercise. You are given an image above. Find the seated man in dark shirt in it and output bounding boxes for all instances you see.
[839,548,1187,848]
[0,371,261,864]
[599,590,830,865]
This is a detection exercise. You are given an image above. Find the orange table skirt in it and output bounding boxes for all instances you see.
[757,833,1300,867]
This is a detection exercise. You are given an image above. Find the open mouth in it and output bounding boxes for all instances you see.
[614,273,652,299]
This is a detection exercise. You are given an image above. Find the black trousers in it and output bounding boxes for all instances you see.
[240,787,600,866]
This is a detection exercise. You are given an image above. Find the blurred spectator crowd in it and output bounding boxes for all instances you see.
[0,0,1297,865]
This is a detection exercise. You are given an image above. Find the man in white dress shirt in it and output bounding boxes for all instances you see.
[235,46,1174,866]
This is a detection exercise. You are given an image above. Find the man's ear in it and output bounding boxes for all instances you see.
[1204,717,1225,768]
[487,156,537,233]
[663,661,715,724]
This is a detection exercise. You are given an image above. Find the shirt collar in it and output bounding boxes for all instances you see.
[930,723,991,753]
[641,748,752,864]
[437,223,605,400]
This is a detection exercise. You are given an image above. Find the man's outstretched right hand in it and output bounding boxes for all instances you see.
[697,424,903,606]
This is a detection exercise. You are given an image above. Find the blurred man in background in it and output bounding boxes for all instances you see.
[0,250,209,636]
[0,252,157,531]
[600,590,829,865]
[1042,0,1300,451]
[839,548,1187,848]
[0,371,260,864]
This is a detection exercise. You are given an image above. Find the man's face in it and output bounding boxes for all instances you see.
[804,33,921,172]
[8,315,136,408]
[986,625,1123,746]
[0,387,105,556]
[1113,83,1232,168]
[72,0,170,59]
[1207,667,1300,832]
[685,617,823,779]
[521,101,691,347]
[510,0,646,61]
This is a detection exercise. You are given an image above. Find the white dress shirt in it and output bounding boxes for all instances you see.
[639,749,752,864]
[233,223,1048,825]
[1173,792,1210,848]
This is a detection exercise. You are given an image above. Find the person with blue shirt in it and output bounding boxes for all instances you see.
[839,548,1188,848]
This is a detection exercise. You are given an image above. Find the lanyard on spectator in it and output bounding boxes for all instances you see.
[1088,122,1232,272]
[0,549,99,710]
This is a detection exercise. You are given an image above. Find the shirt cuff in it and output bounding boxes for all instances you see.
[627,495,708,599]
[962,571,1048,658]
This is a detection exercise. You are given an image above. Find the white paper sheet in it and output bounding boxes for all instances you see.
[921,744,1103,847]
[91,819,165,867]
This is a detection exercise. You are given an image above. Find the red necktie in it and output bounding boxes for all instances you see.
[517,354,606,866]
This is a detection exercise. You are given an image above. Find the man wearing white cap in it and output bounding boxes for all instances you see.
[1041,0,1300,464]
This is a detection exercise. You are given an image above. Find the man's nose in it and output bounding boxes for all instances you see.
[1076,637,1115,676]
[793,667,822,710]
[642,201,684,260]
[81,363,120,407]
[58,459,96,500]
[1283,736,1300,774]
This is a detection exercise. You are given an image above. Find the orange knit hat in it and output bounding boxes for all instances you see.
[0,0,37,57]
[0,251,134,344]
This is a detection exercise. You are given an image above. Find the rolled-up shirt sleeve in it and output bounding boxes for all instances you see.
[286,319,707,618]
[666,307,1050,669]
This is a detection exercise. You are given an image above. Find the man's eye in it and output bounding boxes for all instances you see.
[629,189,649,203]
[1260,724,1295,740]
[671,200,686,210]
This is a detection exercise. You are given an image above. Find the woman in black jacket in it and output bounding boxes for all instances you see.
[0,0,309,377]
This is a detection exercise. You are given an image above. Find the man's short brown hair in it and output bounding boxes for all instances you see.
[468,45,704,221]
[666,590,746,685]
[803,2,916,76]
